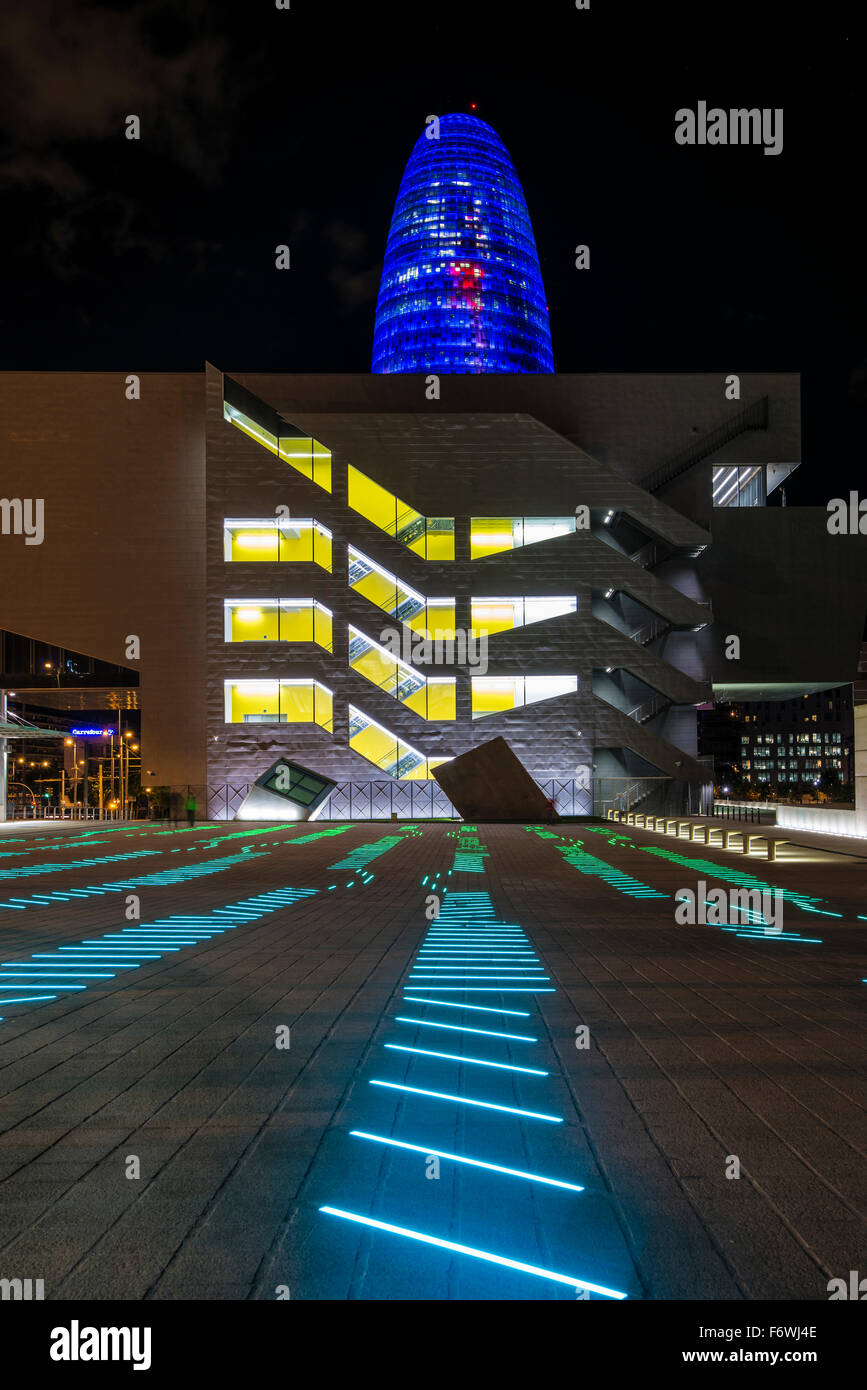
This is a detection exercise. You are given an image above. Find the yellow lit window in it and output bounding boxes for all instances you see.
[348,704,451,779]
[471,675,578,719]
[347,465,454,560]
[224,600,332,652]
[224,680,333,730]
[223,519,332,572]
[470,517,576,560]
[471,596,576,635]
[470,518,518,560]
[348,546,455,633]
[348,626,455,720]
[224,403,332,492]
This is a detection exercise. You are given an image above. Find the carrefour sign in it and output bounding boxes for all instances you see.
[70,727,111,738]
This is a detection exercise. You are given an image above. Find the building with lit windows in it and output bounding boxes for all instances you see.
[699,687,855,795]
[3,364,866,821]
[372,114,554,374]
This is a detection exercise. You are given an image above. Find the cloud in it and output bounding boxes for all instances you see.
[328,263,382,313]
[0,0,230,190]
[324,219,381,313]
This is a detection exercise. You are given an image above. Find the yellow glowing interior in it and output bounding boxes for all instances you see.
[348,465,454,560]
[229,605,280,641]
[348,709,451,779]
[349,628,456,720]
[471,600,518,635]
[351,643,399,696]
[350,720,401,771]
[470,518,517,560]
[403,681,456,720]
[226,681,332,729]
[406,604,457,639]
[313,604,332,650]
[225,521,333,572]
[312,525,332,571]
[229,682,280,722]
[348,548,456,636]
[229,528,281,562]
[423,523,456,562]
[351,565,399,611]
[471,678,520,716]
[225,601,332,651]
[224,404,332,493]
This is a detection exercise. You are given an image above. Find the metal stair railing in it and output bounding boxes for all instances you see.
[639,395,769,495]
[627,691,670,724]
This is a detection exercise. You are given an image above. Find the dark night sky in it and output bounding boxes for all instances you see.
[1,1,864,504]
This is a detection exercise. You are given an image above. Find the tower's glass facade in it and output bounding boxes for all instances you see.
[372,114,554,374]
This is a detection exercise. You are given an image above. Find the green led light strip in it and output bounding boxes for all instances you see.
[639,844,843,919]
[524,826,667,900]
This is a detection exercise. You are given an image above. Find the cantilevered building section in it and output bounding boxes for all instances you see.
[5,365,865,823]
[372,114,554,374]
[208,369,835,821]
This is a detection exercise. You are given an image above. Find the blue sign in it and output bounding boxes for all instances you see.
[70,727,111,738]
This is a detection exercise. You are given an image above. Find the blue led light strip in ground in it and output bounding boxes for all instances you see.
[410,976,550,983]
[370,1079,562,1122]
[403,997,530,1017]
[0,885,317,1024]
[0,995,58,1005]
[0,984,86,992]
[319,878,631,1298]
[405,987,557,993]
[384,1044,547,1075]
[734,933,823,944]
[350,1132,582,1191]
[417,955,538,962]
[395,1017,536,1042]
[320,1208,624,1298]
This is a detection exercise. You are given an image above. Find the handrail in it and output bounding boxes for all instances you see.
[640,396,769,494]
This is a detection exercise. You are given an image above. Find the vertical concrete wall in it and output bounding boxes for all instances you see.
[0,372,207,785]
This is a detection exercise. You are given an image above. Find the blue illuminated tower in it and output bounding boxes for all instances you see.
[372,113,554,374]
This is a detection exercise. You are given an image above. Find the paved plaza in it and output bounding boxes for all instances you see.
[0,817,864,1301]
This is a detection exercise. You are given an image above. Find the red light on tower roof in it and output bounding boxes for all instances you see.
[470,102,477,111]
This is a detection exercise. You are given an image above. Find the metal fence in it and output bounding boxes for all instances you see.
[141,778,596,822]
[712,801,777,825]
